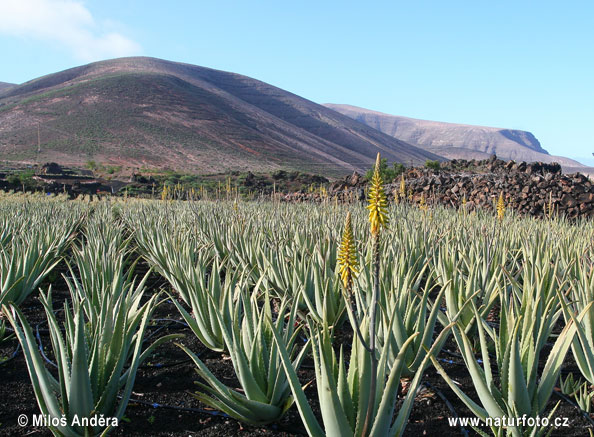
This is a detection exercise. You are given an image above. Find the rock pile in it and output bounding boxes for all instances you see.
[283,156,594,219]
[36,162,65,175]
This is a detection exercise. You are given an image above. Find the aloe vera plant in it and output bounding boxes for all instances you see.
[378,274,447,376]
[267,156,453,437]
[133,214,214,305]
[1,219,78,307]
[432,241,503,337]
[68,214,138,320]
[168,259,239,352]
[4,285,178,437]
[272,317,452,437]
[430,292,585,437]
[179,288,308,425]
[263,240,345,327]
[0,215,15,248]
[1,213,79,343]
[3,209,180,436]
[133,214,236,351]
[299,254,346,328]
[560,262,594,386]
[345,223,446,376]
[560,373,594,414]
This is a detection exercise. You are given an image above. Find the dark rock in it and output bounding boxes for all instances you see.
[578,193,594,203]
[347,172,362,187]
[130,173,149,183]
[286,157,594,220]
[358,188,365,201]
[37,162,64,175]
[561,194,578,208]
[330,181,347,193]
[244,171,255,186]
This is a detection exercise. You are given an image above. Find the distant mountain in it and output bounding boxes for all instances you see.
[0,58,440,175]
[0,82,15,92]
[324,104,583,168]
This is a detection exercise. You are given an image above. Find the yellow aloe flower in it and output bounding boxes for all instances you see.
[419,193,427,212]
[367,153,389,235]
[399,173,406,200]
[337,211,359,288]
[497,192,505,222]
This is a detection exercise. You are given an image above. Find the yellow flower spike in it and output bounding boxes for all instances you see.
[419,193,427,212]
[497,192,505,222]
[461,194,468,217]
[399,173,406,200]
[367,153,389,235]
[337,211,359,289]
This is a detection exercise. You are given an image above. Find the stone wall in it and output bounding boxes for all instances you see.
[283,157,594,219]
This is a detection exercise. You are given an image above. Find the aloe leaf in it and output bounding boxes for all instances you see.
[67,308,94,421]
[270,322,325,437]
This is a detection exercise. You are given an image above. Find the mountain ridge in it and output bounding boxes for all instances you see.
[0,82,15,92]
[324,103,582,168]
[0,57,440,175]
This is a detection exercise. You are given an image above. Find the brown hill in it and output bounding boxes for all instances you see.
[0,58,440,175]
[324,104,583,169]
[0,82,15,92]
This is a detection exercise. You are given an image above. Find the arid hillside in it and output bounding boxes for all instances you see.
[325,103,583,169]
[0,58,440,175]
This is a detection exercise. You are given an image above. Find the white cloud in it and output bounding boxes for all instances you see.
[0,0,141,61]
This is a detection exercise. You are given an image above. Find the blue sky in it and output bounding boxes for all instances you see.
[1,1,593,164]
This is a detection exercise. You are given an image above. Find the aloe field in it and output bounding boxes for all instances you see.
[2,161,594,436]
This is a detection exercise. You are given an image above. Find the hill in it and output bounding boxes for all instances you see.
[324,104,583,169]
[0,58,440,175]
[0,82,15,92]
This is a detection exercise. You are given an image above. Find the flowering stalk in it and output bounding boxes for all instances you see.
[337,212,371,352]
[338,212,358,290]
[367,153,389,235]
[497,192,505,222]
[419,193,427,213]
[362,152,389,436]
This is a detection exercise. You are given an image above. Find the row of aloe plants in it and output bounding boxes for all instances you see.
[122,155,594,436]
[2,205,180,436]
[1,202,82,345]
[3,158,594,435]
